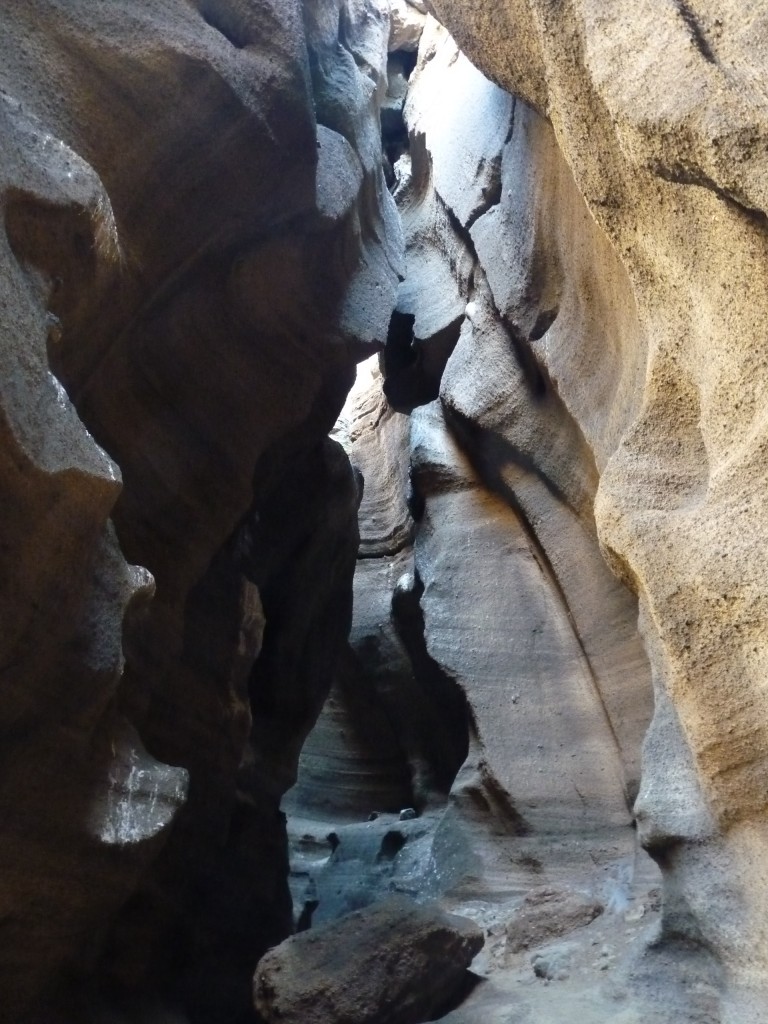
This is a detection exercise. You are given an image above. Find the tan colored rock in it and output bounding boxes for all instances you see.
[424,0,768,1005]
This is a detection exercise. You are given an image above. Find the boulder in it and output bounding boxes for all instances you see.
[253,895,484,1024]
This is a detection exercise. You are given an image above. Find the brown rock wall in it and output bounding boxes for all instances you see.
[0,0,401,1019]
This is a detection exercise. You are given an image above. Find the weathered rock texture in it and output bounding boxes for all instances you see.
[0,1,401,1020]
[504,886,603,954]
[393,3,768,1017]
[253,895,484,1024]
[286,14,655,995]
[5,0,768,1021]
[380,18,654,891]
[289,355,470,829]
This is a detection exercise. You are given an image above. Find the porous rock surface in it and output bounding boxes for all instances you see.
[382,3,768,1019]
[4,0,768,1022]
[376,15,654,890]
[504,887,603,954]
[253,895,484,1024]
[0,1,401,1020]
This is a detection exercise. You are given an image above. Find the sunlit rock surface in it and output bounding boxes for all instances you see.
[373,16,654,888]
[407,2,768,1017]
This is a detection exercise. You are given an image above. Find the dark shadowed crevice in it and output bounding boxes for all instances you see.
[382,309,463,413]
[443,203,549,399]
[199,2,253,49]
[673,0,717,64]
[382,50,418,187]
[651,160,768,227]
[390,569,470,796]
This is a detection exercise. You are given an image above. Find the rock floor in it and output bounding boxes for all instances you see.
[284,805,679,1024]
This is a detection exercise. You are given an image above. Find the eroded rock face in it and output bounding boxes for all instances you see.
[253,895,484,1024]
[6,0,768,1020]
[383,17,654,885]
[285,20,655,1003]
[289,358,470,830]
[0,93,189,1018]
[406,0,768,1013]
[0,0,401,1019]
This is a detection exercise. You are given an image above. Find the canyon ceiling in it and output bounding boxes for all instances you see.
[0,1,767,1023]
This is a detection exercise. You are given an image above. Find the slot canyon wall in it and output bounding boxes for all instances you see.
[1,1,768,1023]
[420,0,768,1017]
[0,1,401,1020]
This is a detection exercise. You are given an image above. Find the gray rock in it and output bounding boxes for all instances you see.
[531,942,576,982]
[253,895,484,1024]
[390,0,427,52]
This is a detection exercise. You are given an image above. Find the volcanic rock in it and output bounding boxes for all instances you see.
[253,896,484,1024]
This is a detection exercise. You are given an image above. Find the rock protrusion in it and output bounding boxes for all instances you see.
[505,887,603,954]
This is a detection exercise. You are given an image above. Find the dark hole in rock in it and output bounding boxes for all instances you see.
[382,51,415,186]
[530,307,559,340]
[383,313,464,413]
[377,829,407,861]
[427,970,485,1021]
[296,898,319,933]
[199,2,251,49]
[384,309,417,373]
[327,832,341,853]
[391,570,471,793]
[406,467,426,522]
[392,49,418,80]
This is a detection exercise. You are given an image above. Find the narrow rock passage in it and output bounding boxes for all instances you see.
[2,1,768,1022]
[279,12,669,1024]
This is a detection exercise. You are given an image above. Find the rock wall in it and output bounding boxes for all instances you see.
[286,6,768,1019]
[398,24,654,846]
[0,1,401,1020]
[286,7,657,994]
[4,0,768,1021]
[396,2,768,1017]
